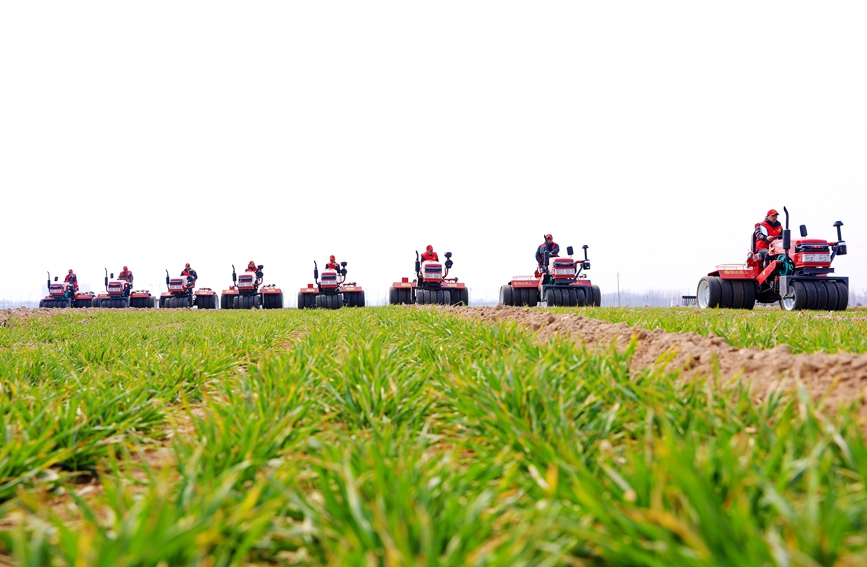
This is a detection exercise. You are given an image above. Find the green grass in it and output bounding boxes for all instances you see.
[1,308,866,565]
[557,306,867,354]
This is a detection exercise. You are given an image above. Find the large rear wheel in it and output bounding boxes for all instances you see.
[589,285,602,307]
[697,276,722,309]
[416,289,429,305]
[388,288,398,305]
[357,291,366,307]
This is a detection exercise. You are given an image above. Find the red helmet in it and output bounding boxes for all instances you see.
[767,209,779,217]
[545,234,553,240]
[249,261,255,266]
[426,245,433,252]
[68,269,73,273]
[185,263,190,268]
[329,255,335,261]
[123,266,128,270]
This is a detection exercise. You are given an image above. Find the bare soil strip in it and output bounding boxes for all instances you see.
[442,305,867,424]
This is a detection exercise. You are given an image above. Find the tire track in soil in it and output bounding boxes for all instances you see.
[442,305,867,429]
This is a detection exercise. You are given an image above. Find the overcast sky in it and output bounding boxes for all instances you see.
[1,2,865,306]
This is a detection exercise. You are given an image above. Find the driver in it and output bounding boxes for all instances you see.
[118,266,134,286]
[181,263,198,288]
[421,245,439,262]
[535,234,560,266]
[65,269,79,291]
[245,261,258,273]
[755,209,782,262]
[325,255,340,270]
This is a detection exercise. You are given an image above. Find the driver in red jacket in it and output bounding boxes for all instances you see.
[421,245,439,262]
[754,209,783,263]
[245,261,258,273]
[64,269,79,291]
[325,255,340,270]
[118,266,134,286]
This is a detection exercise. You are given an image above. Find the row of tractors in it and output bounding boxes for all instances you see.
[39,211,850,313]
[40,241,606,310]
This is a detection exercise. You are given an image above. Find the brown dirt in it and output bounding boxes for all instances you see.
[441,305,867,426]
[0,307,57,328]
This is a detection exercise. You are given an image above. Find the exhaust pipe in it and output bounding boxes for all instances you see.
[782,206,791,256]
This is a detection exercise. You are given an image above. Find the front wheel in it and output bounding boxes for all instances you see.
[780,281,808,311]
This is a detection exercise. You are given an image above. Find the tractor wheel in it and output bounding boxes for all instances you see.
[450,288,468,306]
[232,296,240,309]
[730,280,744,310]
[92,297,100,308]
[587,285,601,307]
[417,289,429,305]
[220,294,228,309]
[158,297,166,309]
[61,299,71,308]
[39,299,45,308]
[812,280,828,310]
[273,293,284,309]
[719,279,735,308]
[781,281,808,311]
[357,291,366,307]
[332,294,342,309]
[739,280,756,310]
[544,287,557,307]
[499,285,513,306]
[346,292,357,307]
[823,280,838,311]
[697,276,721,309]
[802,281,818,310]
[388,288,398,305]
[149,296,156,308]
[130,298,140,308]
[263,294,273,309]
[574,287,586,307]
[436,290,451,305]
[297,293,307,309]
[834,281,849,311]
[314,295,324,309]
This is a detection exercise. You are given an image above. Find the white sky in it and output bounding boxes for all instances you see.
[1,2,865,305]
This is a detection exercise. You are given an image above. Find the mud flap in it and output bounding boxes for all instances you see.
[779,276,791,300]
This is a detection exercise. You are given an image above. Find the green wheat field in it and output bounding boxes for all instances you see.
[1,307,866,566]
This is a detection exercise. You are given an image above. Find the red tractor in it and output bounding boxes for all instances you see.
[297,261,366,309]
[159,270,218,309]
[220,264,284,309]
[40,272,96,308]
[697,207,849,311]
[388,251,469,306]
[94,268,156,308]
[500,243,601,307]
